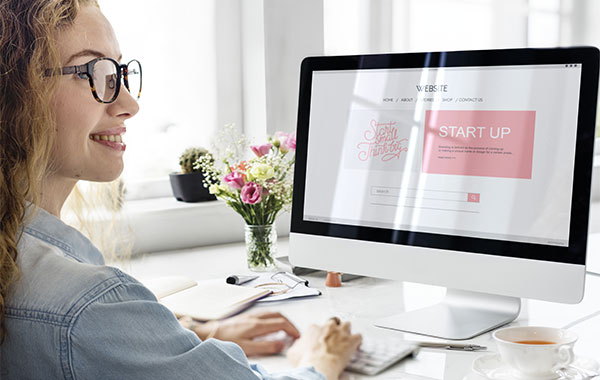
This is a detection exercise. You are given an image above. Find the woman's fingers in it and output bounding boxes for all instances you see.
[240,339,285,357]
[249,317,300,339]
[285,317,363,379]
[351,332,363,349]
[341,321,352,334]
[239,311,300,339]
[250,310,287,320]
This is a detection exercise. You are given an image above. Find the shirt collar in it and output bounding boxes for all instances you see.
[23,206,105,265]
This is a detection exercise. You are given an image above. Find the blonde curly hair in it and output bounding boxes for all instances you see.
[0,0,99,343]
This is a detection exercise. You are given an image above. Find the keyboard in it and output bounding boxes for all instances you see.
[346,339,419,376]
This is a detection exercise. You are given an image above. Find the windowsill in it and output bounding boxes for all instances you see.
[123,196,223,215]
[124,153,600,254]
[123,197,291,254]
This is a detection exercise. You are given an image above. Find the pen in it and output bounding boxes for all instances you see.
[417,342,487,351]
[226,275,258,285]
[277,272,309,286]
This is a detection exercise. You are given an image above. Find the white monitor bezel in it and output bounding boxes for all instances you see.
[289,47,599,304]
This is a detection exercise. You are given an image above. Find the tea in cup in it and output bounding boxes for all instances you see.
[493,326,577,379]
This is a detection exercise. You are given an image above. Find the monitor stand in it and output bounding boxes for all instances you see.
[374,289,521,340]
[276,256,362,282]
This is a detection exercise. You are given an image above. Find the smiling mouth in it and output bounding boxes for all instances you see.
[90,134,123,143]
[89,133,126,151]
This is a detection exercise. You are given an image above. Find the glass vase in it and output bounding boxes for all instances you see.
[245,224,277,271]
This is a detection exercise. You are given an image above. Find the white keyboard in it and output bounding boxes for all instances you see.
[346,339,419,376]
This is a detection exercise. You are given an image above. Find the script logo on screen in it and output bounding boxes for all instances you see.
[357,119,409,162]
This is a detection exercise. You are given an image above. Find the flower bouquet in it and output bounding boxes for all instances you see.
[196,125,296,270]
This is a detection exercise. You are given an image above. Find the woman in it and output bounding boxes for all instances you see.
[0,1,361,379]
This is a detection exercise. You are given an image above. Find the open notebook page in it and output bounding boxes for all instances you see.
[140,275,198,299]
[140,277,271,321]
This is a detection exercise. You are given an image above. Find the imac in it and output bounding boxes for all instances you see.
[289,47,599,340]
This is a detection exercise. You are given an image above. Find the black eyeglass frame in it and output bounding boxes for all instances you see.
[45,57,142,104]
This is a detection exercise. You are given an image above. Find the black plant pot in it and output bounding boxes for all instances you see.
[169,172,216,202]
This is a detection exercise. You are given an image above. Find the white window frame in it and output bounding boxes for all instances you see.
[117,0,323,253]
[118,0,600,254]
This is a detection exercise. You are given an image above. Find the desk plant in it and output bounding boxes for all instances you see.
[169,147,216,202]
[196,124,295,270]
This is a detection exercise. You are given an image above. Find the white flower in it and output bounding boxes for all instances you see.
[249,163,275,180]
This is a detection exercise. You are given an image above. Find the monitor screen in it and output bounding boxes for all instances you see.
[292,48,599,268]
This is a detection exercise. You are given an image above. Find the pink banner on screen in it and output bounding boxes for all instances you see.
[422,110,536,179]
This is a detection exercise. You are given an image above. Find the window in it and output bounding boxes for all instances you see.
[324,0,575,55]
[324,0,600,139]
[100,0,596,202]
[84,0,600,252]
[528,0,564,46]
[99,0,230,198]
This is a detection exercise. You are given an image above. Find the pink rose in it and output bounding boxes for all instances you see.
[223,171,245,189]
[240,182,264,204]
[284,132,296,150]
[250,143,272,157]
[275,131,296,153]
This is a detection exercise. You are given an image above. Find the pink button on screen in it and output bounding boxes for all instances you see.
[422,110,536,179]
[467,193,480,203]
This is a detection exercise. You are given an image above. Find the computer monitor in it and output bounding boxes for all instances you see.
[289,47,599,340]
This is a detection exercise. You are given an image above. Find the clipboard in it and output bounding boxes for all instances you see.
[241,272,321,302]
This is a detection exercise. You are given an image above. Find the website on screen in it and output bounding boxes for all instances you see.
[303,64,582,246]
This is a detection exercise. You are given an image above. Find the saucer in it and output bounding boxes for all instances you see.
[470,354,599,380]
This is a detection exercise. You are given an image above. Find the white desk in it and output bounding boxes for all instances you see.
[127,238,600,380]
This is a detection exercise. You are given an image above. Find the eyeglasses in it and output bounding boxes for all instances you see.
[45,57,142,104]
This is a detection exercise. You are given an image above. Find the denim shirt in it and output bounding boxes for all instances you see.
[1,208,325,380]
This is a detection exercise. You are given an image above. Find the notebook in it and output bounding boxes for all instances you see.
[140,276,271,321]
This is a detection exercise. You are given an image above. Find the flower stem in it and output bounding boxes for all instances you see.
[245,224,276,270]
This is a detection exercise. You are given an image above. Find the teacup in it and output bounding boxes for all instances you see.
[493,326,577,380]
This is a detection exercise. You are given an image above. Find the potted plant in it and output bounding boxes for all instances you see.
[169,147,216,202]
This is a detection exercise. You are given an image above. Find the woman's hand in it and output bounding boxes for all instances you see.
[286,317,362,380]
[180,310,300,357]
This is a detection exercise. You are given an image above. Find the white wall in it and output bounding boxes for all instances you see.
[241,0,267,144]
[242,0,324,141]
[570,0,600,48]
[216,0,244,129]
[264,0,324,135]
